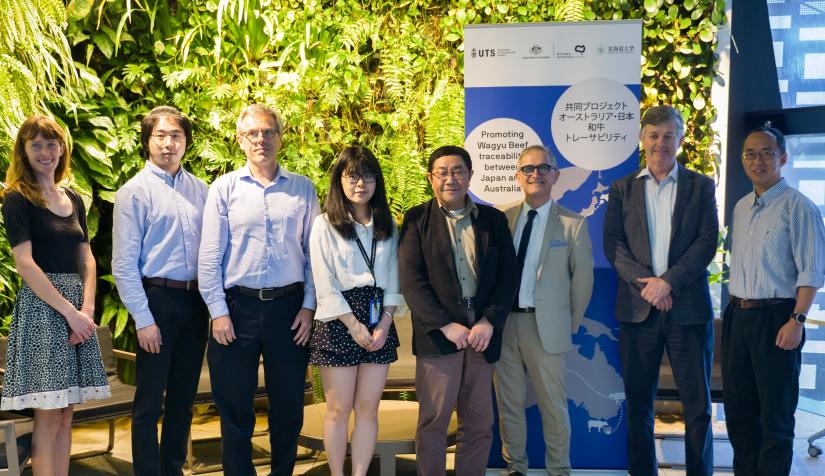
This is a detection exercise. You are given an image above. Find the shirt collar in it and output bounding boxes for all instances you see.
[521,198,553,220]
[144,161,182,185]
[636,164,679,183]
[239,163,291,183]
[752,178,789,208]
[439,196,478,220]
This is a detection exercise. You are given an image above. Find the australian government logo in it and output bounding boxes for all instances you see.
[523,43,550,60]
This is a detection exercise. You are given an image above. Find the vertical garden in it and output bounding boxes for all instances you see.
[0,0,726,357]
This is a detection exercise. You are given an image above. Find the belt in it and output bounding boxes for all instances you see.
[458,297,475,310]
[234,282,303,301]
[143,277,198,291]
[512,306,536,313]
[730,296,794,310]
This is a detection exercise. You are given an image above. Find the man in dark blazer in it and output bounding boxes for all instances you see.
[399,145,518,476]
[604,105,719,476]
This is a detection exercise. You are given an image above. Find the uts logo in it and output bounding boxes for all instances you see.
[574,44,586,54]
[471,48,477,58]
[471,48,496,58]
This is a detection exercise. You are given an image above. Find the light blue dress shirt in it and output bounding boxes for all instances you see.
[512,199,553,308]
[198,164,320,318]
[638,165,679,277]
[729,178,825,299]
[112,162,208,329]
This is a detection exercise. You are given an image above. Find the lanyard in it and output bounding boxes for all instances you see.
[353,233,378,288]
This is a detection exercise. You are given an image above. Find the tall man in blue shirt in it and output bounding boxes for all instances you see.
[113,106,209,476]
[604,105,718,476]
[724,126,825,476]
[198,104,319,475]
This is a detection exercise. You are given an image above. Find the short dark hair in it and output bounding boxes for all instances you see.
[743,126,786,154]
[641,105,684,139]
[325,146,394,241]
[428,145,472,172]
[140,106,193,160]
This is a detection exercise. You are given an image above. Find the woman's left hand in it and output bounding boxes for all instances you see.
[68,330,83,346]
[367,322,390,351]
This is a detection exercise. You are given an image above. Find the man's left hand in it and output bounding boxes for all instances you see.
[638,277,672,306]
[291,308,314,346]
[775,319,804,350]
[467,318,494,353]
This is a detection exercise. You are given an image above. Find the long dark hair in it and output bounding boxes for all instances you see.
[325,146,393,241]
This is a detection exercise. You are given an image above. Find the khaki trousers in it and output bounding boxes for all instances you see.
[415,348,494,476]
[494,311,571,476]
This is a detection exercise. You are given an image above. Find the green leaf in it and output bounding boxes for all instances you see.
[699,29,714,43]
[693,94,706,110]
[644,0,659,14]
[67,0,94,21]
[93,33,114,59]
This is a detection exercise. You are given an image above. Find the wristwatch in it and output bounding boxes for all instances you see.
[791,312,807,325]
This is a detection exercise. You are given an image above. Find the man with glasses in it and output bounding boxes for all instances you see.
[198,104,320,475]
[398,145,518,475]
[724,126,825,476]
[604,105,718,476]
[113,106,209,476]
[494,145,593,476]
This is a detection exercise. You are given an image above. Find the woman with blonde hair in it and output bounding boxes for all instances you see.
[1,115,110,475]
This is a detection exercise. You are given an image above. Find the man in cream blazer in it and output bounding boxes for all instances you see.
[494,145,594,476]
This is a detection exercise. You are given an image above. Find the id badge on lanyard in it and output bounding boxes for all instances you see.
[369,290,382,327]
[355,232,381,327]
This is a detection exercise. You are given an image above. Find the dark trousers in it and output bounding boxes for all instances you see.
[207,287,309,476]
[415,348,494,476]
[722,300,802,476]
[619,310,713,476]
[132,285,209,476]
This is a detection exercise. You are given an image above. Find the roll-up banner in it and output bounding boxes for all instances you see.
[464,20,642,470]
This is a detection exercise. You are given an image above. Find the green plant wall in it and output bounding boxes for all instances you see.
[0,0,726,361]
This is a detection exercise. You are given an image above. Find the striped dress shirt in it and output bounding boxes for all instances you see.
[638,165,678,277]
[728,178,825,299]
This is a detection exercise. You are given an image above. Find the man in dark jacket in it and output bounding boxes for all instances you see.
[399,145,518,476]
[604,105,719,476]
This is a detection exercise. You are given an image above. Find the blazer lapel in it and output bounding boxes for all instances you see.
[536,203,560,281]
[631,173,653,265]
[670,165,689,246]
[429,200,458,279]
[503,202,521,235]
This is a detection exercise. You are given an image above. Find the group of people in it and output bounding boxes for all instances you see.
[0,102,821,476]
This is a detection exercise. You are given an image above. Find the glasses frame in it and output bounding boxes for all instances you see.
[429,168,470,180]
[239,128,280,141]
[150,133,186,144]
[741,149,779,162]
[342,172,377,184]
[518,164,556,176]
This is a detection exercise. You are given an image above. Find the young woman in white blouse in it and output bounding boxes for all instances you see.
[309,146,404,476]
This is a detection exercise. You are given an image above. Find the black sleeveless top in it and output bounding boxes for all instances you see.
[1,188,89,273]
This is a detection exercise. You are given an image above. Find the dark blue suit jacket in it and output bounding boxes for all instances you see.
[603,165,719,324]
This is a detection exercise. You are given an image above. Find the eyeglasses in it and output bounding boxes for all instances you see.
[518,164,556,176]
[151,133,185,144]
[741,149,778,162]
[239,128,280,141]
[343,173,377,184]
[429,168,469,180]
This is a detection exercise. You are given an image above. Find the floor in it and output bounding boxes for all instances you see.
[19,403,825,475]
